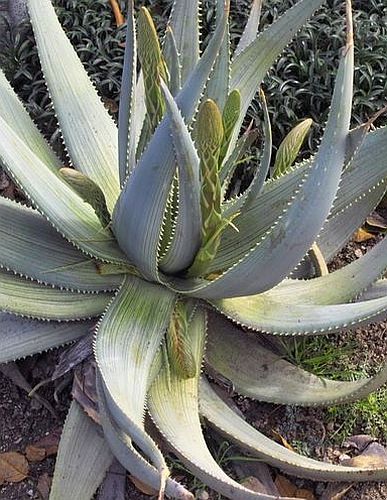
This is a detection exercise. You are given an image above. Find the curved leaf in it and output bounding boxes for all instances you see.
[234,0,262,58]
[0,115,124,263]
[0,197,122,291]
[0,68,60,170]
[212,290,387,336]
[206,313,387,406]
[94,276,175,475]
[200,379,387,481]
[163,27,181,96]
[28,0,120,211]
[159,81,202,274]
[230,0,324,152]
[148,308,288,500]
[0,270,111,320]
[168,0,200,83]
[0,313,93,363]
[118,0,137,184]
[50,401,112,500]
[96,374,193,499]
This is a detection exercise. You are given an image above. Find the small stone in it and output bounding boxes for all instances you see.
[354,248,363,258]
[196,489,210,500]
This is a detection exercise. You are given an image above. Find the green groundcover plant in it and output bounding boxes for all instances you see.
[1,0,387,499]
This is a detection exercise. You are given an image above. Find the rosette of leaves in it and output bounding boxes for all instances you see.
[2,0,387,499]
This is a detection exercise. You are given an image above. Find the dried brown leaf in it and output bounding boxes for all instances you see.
[341,443,387,468]
[271,430,294,451]
[37,473,52,500]
[275,475,315,499]
[320,482,355,500]
[25,428,61,462]
[274,475,297,497]
[343,434,377,452]
[353,228,374,243]
[0,452,29,485]
[240,476,269,494]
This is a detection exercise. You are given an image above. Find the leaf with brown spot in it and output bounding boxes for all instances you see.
[0,452,29,485]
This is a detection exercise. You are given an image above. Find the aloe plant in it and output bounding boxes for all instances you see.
[1,0,387,498]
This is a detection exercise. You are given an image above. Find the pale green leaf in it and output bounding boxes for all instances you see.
[0,270,111,320]
[118,0,137,183]
[94,276,175,474]
[50,401,113,500]
[0,313,93,363]
[96,374,194,499]
[200,379,387,481]
[28,0,120,211]
[0,197,122,291]
[149,308,283,499]
[230,0,324,154]
[168,0,200,83]
[0,68,60,170]
[0,115,124,263]
[206,313,387,405]
[234,0,262,58]
[158,81,202,274]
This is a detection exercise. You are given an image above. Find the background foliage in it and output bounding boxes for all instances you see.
[0,0,386,157]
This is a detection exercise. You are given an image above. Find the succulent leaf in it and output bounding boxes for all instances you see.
[0,196,121,291]
[234,0,262,58]
[28,0,120,212]
[163,27,182,96]
[230,0,324,153]
[0,313,93,364]
[0,270,111,320]
[168,0,200,83]
[200,379,387,481]
[94,276,175,475]
[158,81,202,274]
[212,291,387,336]
[118,0,137,183]
[96,375,193,499]
[50,401,113,500]
[59,168,111,228]
[0,69,61,170]
[206,313,387,406]
[205,0,231,111]
[0,115,124,263]
[149,308,280,500]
